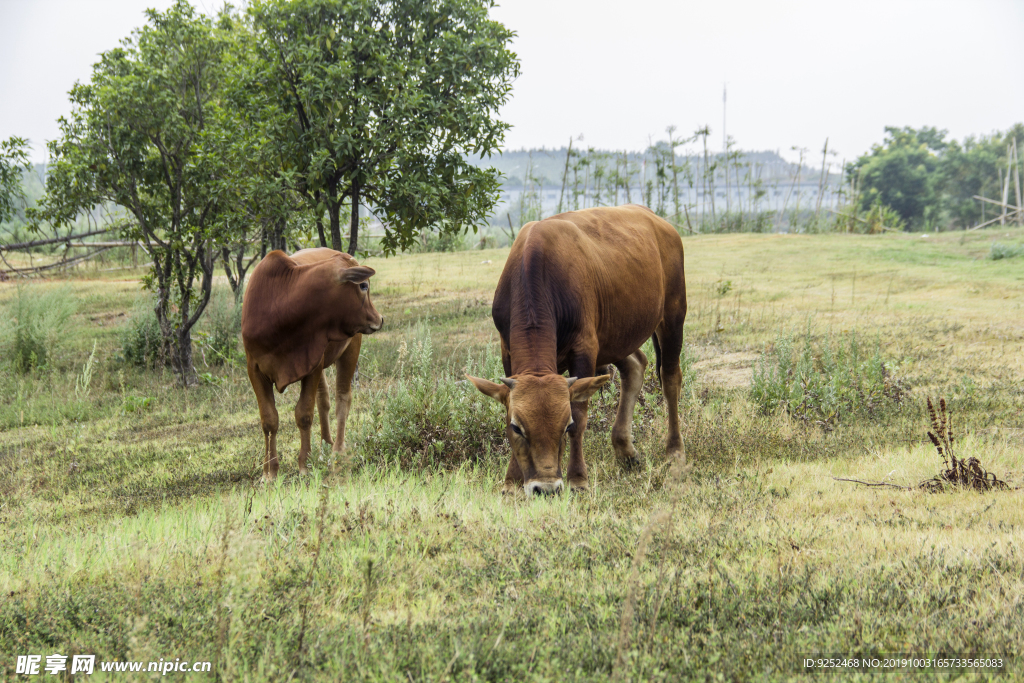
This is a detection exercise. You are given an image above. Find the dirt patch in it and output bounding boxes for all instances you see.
[693,351,759,389]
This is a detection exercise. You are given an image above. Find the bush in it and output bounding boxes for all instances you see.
[751,329,909,426]
[119,295,164,367]
[196,287,242,366]
[989,242,1024,260]
[0,285,76,372]
[357,323,507,470]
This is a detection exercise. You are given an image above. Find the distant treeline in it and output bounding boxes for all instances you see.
[847,125,1024,231]
[477,124,1024,233]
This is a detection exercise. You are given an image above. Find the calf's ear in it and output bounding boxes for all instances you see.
[466,375,510,405]
[341,266,375,284]
[568,374,611,401]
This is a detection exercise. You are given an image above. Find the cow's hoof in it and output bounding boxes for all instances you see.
[298,466,310,476]
[666,447,685,462]
[568,477,590,492]
[501,481,522,496]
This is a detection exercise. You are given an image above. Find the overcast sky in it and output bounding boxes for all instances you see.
[2,0,1022,165]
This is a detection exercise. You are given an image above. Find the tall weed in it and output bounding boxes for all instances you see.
[196,287,242,366]
[989,242,1024,260]
[358,322,507,470]
[0,284,76,372]
[751,328,909,425]
[119,296,163,367]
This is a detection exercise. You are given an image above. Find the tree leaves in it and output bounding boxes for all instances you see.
[249,0,519,254]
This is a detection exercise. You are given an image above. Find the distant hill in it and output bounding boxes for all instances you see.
[469,147,841,189]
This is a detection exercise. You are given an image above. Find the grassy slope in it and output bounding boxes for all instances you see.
[1,227,1023,681]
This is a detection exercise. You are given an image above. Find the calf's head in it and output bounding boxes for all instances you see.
[334,264,383,335]
[467,373,609,495]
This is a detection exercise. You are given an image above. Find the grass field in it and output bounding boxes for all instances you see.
[1,226,1023,681]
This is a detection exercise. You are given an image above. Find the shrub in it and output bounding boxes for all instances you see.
[119,295,164,367]
[0,285,76,372]
[196,287,242,366]
[357,322,507,470]
[989,243,1024,260]
[751,329,909,426]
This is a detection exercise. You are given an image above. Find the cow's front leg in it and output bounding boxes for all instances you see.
[611,350,648,470]
[567,353,598,491]
[502,452,525,494]
[247,361,280,481]
[294,361,324,475]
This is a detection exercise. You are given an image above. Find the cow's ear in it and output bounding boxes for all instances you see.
[466,375,510,405]
[568,374,610,401]
[341,266,375,284]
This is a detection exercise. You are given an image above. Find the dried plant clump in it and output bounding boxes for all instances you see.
[918,397,1007,493]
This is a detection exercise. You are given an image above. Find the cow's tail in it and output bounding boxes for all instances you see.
[651,333,663,389]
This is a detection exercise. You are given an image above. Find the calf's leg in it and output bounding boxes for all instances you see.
[247,361,280,481]
[333,334,362,455]
[316,368,333,446]
[294,362,323,475]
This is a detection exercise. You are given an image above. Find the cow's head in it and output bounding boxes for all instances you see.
[467,373,610,495]
[336,264,383,335]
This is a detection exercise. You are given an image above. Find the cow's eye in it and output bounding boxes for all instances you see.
[509,423,523,437]
[359,282,369,292]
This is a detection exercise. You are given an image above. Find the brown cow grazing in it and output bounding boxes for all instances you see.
[468,205,686,495]
[242,247,383,480]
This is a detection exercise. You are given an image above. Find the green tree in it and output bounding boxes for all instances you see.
[937,124,1024,229]
[248,0,519,255]
[849,126,944,228]
[32,1,231,385]
[0,136,31,226]
[214,10,307,299]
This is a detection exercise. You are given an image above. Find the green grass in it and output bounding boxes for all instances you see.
[1,225,1023,681]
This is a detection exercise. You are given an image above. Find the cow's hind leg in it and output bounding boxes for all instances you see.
[294,362,324,475]
[333,334,362,455]
[316,368,333,446]
[655,318,686,461]
[611,349,648,470]
[247,361,280,481]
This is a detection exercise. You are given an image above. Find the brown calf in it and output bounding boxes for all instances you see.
[241,248,383,479]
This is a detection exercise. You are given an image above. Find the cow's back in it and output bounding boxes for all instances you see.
[494,205,685,368]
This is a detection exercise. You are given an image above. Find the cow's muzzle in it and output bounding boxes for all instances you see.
[365,316,384,334]
[525,479,563,497]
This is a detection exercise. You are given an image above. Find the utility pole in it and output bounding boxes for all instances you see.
[722,84,727,157]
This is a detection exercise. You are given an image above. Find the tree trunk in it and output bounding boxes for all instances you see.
[170,243,214,387]
[316,215,327,248]
[173,326,198,386]
[328,183,343,251]
[348,178,359,256]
